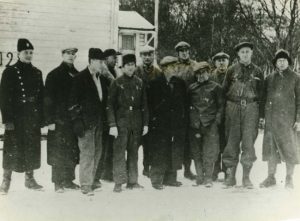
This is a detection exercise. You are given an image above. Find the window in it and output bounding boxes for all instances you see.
[122,35,135,50]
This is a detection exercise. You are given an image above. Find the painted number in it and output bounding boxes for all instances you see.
[0,52,14,67]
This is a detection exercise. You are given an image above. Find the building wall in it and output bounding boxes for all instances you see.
[0,0,119,77]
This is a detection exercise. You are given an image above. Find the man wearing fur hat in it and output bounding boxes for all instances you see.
[188,62,224,187]
[135,45,162,177]
[0,38,44,194]
[107,54,149,193]
[210,52,230,181]
[260,49,300,189]
[173,41,197,180]
[222,42,264,189]
[44,46,80,193]
[147,56,187,189]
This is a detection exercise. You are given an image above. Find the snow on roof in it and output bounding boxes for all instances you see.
[119,11,155,31]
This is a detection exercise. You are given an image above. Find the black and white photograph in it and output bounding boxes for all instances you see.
[0,0,300,221]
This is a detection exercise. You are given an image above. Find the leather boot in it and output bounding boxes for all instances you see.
[0,170,12,194]
[242,166,254,189]
[25,171,43,190]
[223,167,236,188]
[259,174,276,188]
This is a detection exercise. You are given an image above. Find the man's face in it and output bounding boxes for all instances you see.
[238,47,253,64]
[62,51,76,64]
[123,62,136,77]
[215,58,229,72]
[106,55,117,68]
[178,48,190,61]
[19,49,33,63]
[276,58,289,71]
[195,69,209,83]
[91,59,106,73]
[141,52,154,66]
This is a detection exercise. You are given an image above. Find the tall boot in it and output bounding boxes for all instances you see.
[193,160,204,186]
[260,160,277,188]
[0,170,12,194]
[203,163,214,188]
[223,167,236,188]
[242,166,254,189]
[25,170,43,190]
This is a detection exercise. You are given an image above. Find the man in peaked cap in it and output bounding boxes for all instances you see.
[68,48,109,196]
[44,46,80,193]
[260,49,300,189]
[173,41,197,180]
[0,38,44,194]
[107,54,149,193]
[210,51,230,181]
[188,61,224,187]
[135,45,162,178]
[222,41,264,189]
[146,56,187,189]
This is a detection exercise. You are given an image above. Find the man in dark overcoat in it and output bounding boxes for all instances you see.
[173,41,197,180]
[147,56,187,190]
[44,46,80,193]
[210,52,230,181]
[135,45,162,177]
[260,49,300,189]
[0,39,44,194]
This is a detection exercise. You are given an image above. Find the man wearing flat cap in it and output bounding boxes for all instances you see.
[147,56,187,189]
[68,48,109,196]
[210,51,230,181]
[188,61,224,187]
[260,49,300,189]
[44,46,80,193]
[135,45,162,177]
[94,48,121,183]
[107,54,149,193]
[222,41,264,189]
[0,38,44,194]
[173,41,197,180]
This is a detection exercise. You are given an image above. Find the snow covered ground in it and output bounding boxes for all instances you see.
[0,132,300,221]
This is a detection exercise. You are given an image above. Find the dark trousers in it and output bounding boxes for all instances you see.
[223,102,259,168]
[113,127,141,185]
[189,122,219,180]
[95,131,113,180]
[150,167,177,185]
[51,165,76,184]
[213,120,227,175]
[142,134,151,171]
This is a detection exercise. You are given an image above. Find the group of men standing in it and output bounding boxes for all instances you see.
[0,38,299,196]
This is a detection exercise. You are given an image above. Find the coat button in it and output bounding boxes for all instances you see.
[22,88,25,91]
[129,106,133,111]
[22,100,26,103]
[22,94,26,97]
[18,76,22,79]
[20,82,24,85]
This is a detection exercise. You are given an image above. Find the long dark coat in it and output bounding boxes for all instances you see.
[0,60,44,172]
[263,68,300,164]
[147,74,187,170]
[44,62,79,168]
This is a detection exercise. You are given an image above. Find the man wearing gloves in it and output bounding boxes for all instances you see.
[188,61,224,187]
[107,54,149,193]
[260,49,300,189]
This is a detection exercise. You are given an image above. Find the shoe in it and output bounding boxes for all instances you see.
[259,175,276,188]
[152,184,164,190]
[63,181,80,190]
[25,178,43,190]
[0,179,11,195]
[204,178,213,188]
[193,177,204,186]
[242,166,254,189]
[184,170,197,180]
[285,175,294,189]
[55,183,64,193]
[92,180,102,190]
[113,184,122,193]
[81,185,94,195]
[126,183,144,189]
[223,167,237,188]
[164,181,182,187]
